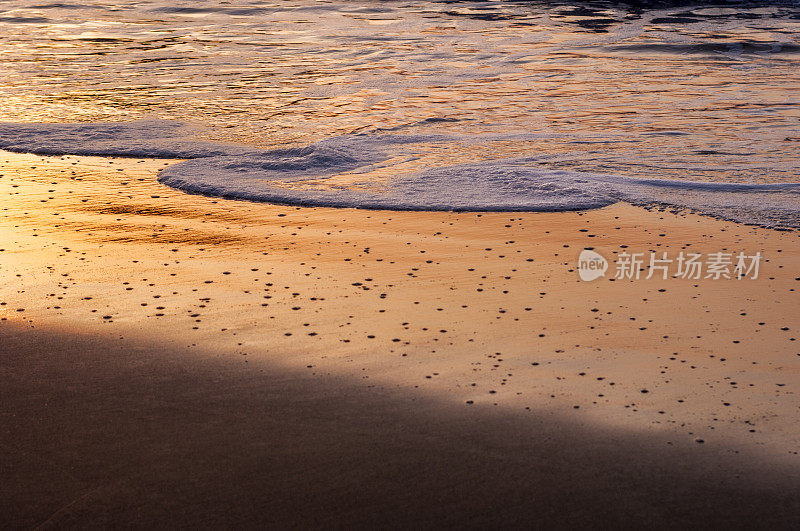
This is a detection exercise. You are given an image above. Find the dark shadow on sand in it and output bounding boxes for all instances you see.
[1,324,798,529]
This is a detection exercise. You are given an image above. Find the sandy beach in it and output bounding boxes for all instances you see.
[1,151,799,528]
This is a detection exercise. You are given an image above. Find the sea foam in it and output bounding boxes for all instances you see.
[1,120,797,228]
[0,120,244,159]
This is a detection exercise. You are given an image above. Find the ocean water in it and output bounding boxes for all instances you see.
[0,0,798,225]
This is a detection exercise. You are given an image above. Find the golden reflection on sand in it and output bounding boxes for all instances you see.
[1,150,799,463]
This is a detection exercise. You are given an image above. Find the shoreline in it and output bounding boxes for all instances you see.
[2,150,799,527]
[1,120,798,229]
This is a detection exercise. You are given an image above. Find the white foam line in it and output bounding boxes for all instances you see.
[1,120,797,228]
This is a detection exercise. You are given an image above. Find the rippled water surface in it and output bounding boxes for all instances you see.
[0,0,798,184]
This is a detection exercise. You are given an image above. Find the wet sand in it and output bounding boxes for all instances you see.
[1,152,799,528]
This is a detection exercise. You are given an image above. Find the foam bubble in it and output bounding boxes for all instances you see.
[1,120,797,228]
[0,120,245,158]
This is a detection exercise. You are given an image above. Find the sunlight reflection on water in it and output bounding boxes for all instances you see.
[0,0,798,183]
